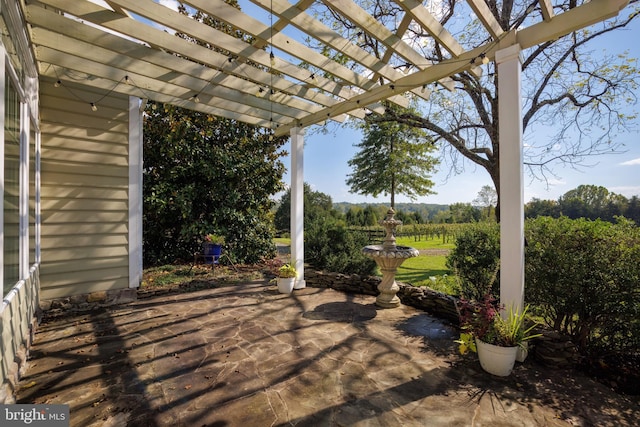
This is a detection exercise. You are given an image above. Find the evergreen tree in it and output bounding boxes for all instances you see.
[346,104,439,208]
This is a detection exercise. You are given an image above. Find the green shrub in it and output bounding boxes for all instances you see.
[445,222,500,300]
[525,216,640,357]
[445,216,640,358]
[305,216,377,276]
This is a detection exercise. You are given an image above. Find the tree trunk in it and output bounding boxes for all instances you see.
[391,173,395,209]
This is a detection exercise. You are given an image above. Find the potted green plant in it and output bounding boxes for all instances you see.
[276,263,297,294]
[203,233,225,265]
[456,294,540,376]
[204,233,225,245]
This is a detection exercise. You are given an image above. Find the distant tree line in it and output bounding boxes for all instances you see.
[336,201,490,225]
[525,184,640,224]
[328,184,640,226]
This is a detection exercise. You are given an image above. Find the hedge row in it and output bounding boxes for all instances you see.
[448,217,640,358]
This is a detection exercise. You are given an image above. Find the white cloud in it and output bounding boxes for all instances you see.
[620,157,640,166]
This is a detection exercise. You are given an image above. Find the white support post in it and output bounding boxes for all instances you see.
[19,100,29,279]
[290,127,305,289]
[496,44,524,314]
[128,96,144,288]
[0,52,5,288]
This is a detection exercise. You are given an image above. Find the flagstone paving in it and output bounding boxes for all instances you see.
[16,279,640,426]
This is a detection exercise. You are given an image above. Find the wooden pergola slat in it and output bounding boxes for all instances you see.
[22,0,630,133]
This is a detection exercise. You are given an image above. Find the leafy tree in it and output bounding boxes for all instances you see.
[274,185,375,274]
[558,184,627,220]
[448,203,482,224]
[318,1,639,221]
[346,104,439,209]
[142,2,288,265]
[394,209,414,225]
[432,209,452,224]
[473,185,497,221]
[524,198,560,218]
[143,103,286,265]
[345,206,364,226]
[626,195,640,224]
[305,216,377,275]
[273,183,341,233]
[411,210,424,224]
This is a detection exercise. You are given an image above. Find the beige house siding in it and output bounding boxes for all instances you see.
[39,80,131,300]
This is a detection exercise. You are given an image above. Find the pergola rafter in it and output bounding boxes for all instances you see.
[22,0,628,136]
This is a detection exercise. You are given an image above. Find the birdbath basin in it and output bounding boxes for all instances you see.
[362,208,419,308]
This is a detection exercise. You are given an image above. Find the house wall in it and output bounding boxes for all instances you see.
[38,79,132,300]
[0,0,42,403]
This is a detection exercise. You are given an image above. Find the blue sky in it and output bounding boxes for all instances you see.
[278,9,640,206]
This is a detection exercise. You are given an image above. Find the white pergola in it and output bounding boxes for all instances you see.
[21,0,630,308]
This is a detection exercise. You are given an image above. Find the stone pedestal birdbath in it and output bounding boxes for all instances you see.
[362,208,419,308]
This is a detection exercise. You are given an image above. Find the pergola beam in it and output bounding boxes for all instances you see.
[518,0,629,49]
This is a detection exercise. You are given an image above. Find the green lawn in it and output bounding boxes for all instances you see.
[274,237,291,245]
[395,235,454,251]
[394,236,457,295]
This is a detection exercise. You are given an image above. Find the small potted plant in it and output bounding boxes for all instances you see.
[456,294,540,376]
[203,233,225,264]
[276,263,297,294]
[204,233,225,245]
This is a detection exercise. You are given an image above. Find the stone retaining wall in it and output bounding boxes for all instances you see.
[304,269,460,325]
[39,288,137,318]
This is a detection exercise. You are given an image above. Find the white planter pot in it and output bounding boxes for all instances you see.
[277,277,295,294]
[476,339,518,376]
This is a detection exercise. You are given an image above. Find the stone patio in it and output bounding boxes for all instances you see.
[15,279,640,426]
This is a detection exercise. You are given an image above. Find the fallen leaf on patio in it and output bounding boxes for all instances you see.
[184,385,192,390]
[23,381,37,388]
